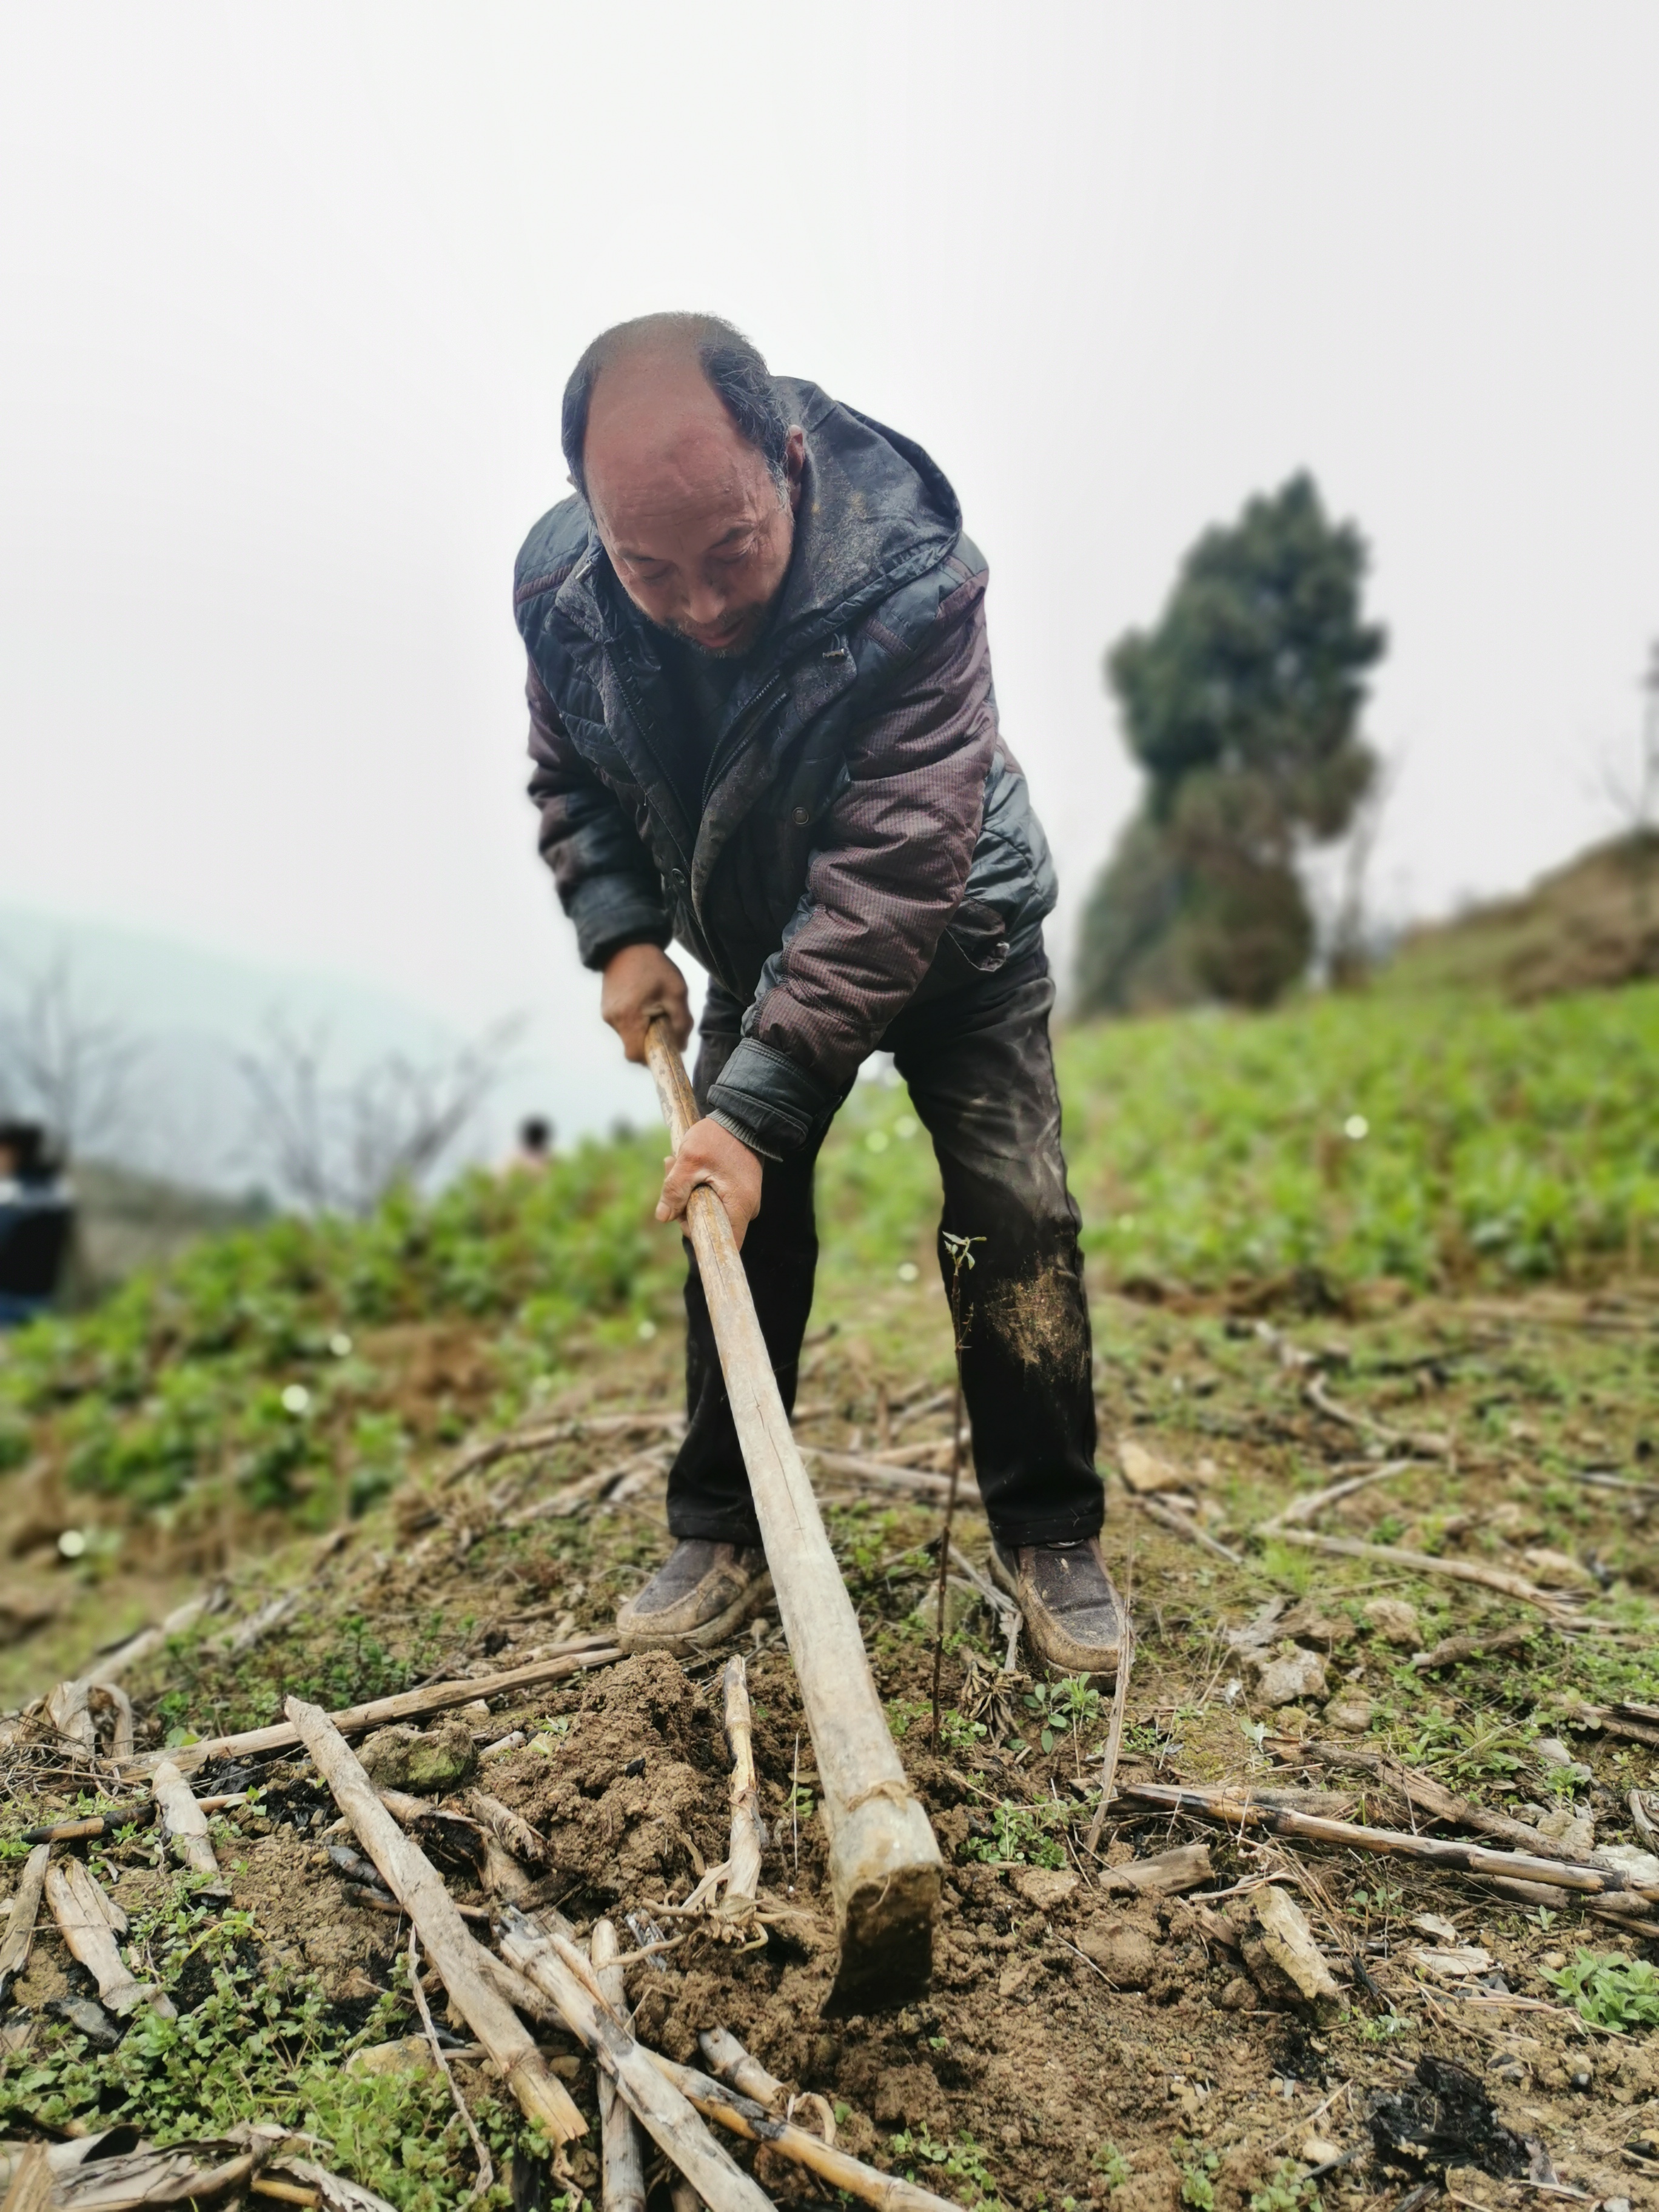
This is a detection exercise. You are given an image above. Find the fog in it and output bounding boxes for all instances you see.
[4,3,1657,1154]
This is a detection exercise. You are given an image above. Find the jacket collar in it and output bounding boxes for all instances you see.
[549,379,962,671]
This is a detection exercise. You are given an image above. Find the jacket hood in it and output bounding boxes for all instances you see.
[520,379,962,659]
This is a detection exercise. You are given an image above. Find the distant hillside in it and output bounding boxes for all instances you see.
[1386,830,1659,1000]
[67,1159,270,1296]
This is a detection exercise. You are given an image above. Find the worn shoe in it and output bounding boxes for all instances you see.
[615,1539,771,1655]
[990,1537,1125,1679]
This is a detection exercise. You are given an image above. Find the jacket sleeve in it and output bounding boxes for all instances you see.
[526,663,672,970]
[707,572,999,1158]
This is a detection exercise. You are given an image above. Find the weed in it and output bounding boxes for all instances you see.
[1250,2159,1322,2212]
[0,1892,540,2211]
[960,1799,1068,1871]
[1176,2142,1221,2210]
[1540,1949,1659,2031]
[891,2126,1003,2211]
[1091,2142,1132,2190]
[920,1707,984,1753]
[1024,1675,1102,1754]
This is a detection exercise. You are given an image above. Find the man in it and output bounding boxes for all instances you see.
[515,314,1124,1677]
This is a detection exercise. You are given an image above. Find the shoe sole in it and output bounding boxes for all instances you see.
[615,1568,774,1658]
[988,1543,1121,1683]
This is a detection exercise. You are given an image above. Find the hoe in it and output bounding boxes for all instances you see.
[645,1017,942,2004]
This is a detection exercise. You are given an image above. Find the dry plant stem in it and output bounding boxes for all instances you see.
[85,1590,217,1687]
[495,1905,773,2212]
[1258,1460,1416,1532]
[1,2143,52,2212]
[471,1941,566,2031]
[1119,1781,1659,1905]
[1262,1526,1575,1616]
[444,1411,683,1487]
[800,1447,977,1504]
[929,1370,966,1751]
[1302,1375,1450,1458]
[96,1683,136,1761]
[1084,1600,1137,1857]
[22,1806,155,1846]
[0,1845,51,1999]
[1564,1701,1659,1751]
[44,1859,174,2018]
[283,1697,584,2146]
[645,1015,939,1999]
[722,1657,763,1904]
[697,2029,786,2111]
[118,1642,621,1777]
[1570,1469,1659,1502]
[593,1919,648,2212]
[152,1760,219,1880]
[409,1929,493,2199]
[1296,1743,1587,1860]
[1410,1623,1543,1672]
[1125,1493,1243,1564]
[646,2053,968,2212]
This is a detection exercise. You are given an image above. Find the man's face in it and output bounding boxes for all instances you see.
[582,347,803,659]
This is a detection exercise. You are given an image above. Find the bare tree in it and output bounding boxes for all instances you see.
[1590,638,1659,944]
[1325,751,1400,990]
[238,1014,522,1215]
[0,947,144,1162]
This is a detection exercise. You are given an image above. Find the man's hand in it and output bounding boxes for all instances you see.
[601,942,691,1064]
[657,1118,763,1249]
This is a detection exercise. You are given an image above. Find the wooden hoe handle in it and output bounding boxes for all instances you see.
[644,1017,940,2000]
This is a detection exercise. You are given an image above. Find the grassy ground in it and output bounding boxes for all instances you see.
[1,982,1657,2211]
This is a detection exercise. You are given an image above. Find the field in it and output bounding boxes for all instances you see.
[1,980,1657,2212]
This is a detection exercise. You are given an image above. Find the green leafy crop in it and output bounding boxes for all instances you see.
[1541,1949,1659,2032]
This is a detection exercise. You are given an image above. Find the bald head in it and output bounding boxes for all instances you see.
[561,314,804,657]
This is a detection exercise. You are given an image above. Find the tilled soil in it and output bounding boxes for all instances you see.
[4,1284,1658,2211]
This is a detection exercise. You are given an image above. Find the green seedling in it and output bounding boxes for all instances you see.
[1540,1949,1659,2032]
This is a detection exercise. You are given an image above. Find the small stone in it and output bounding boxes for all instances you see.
[1076,1921,1159,1988]
[1362,1598,1423,1649]
[1521,1547,1598,1590]
[1278,1601,1355,1646]
[1323,1695,1375,1732]
[1118,1438,1188,1495]
[1218,1976,1253,2011]
[1252,1647,1329,1707]
[1590,1844,1659,1886]
[1535,1737,1594,1782]
[1535,1806,1595,1854]
[1300,2137,1342,2168]
[1011,1866,1079,1909]
[357,1718,478,1794]
[346,2035,443,2078]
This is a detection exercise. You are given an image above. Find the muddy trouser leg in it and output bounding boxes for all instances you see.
[664,1011,828,1546]
[885,953,1103,1547]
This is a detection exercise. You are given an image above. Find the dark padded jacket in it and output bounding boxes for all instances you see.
[514,378,1057,1158]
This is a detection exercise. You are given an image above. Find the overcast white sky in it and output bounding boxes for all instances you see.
[4,3,1657,1145]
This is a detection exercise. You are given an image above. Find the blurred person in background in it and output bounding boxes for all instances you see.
[0,1122,75,1328]
[503,1114,554,1175]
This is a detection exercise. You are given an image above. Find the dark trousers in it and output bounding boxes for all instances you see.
[666,953,1103,1549]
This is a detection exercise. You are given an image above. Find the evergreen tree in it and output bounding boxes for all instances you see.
[1076,474,1384,1012]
